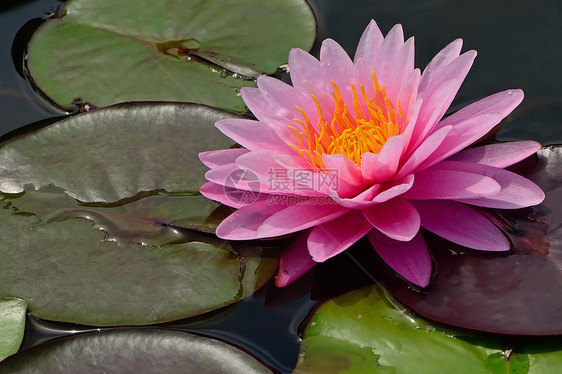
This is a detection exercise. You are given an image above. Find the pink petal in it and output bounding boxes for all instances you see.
[407,79,460,153]
[373,134,405,182]
[288,48,322,90]
[361,152,378,183]
[199,181,266,208]
[373,24,405,85]
[372,174,415,203]
[320,38,354,102]
[215,118,288,152]
[399,98,423,156]
[396,68,421,121]
[256,202,348,238]
[275,229,316,287]
[418,39,463,94]
[261,114,312,150]
[412,200,509,251]
[396,125,452,179]
[205,162,313,197]
[420,49,476,102]
[417,90,525,169]
[240,87,272,122]
[302,80,335,130]
[199,148,249,169]
[327,184,382,209]
[434,161,545,208]
[235,151,324,197]
[205,163,263,193]
[307,210,372,262]
[216,200,288,240]
[447,140,541,168]
[368,230,431,287]
[235,149,282,177]
[415,113,503,170]
[363,198,420,241]
[273,154,348,196]
[383,37,415,104]
[403,169,501,199]
[354,19,384,65]
[257,76,310,120]
[412,51,477,150]
[435,89,523,131]
[274,154,361,198]
[322,153,366,189]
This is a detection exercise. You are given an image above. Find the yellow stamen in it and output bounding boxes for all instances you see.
[288,71,405,170]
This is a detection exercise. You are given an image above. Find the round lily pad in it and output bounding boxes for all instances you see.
[0,102,278,325]
[376,146,562,335]
[296,285,562,373]
[0,298,27,362]
[26,0,316,111]
[0,329,273,373]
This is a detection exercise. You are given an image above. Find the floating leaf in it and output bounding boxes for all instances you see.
[0,102,277,325]
[0,187,277,326]
[0,299,27,362]
[0,102,236,202]
[375,146,562,335]
[26,0,316,111]
[0,329,273,373]
[296,285,562,373]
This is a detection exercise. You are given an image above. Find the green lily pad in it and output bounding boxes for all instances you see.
[0,329,273,373]
[26,0,316,111]
[0,299,27,362]
[296,285,562,373]
[0,102,278,326]
[0,102,235,202]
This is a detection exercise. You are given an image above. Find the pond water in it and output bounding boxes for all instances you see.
[1,0,561,372]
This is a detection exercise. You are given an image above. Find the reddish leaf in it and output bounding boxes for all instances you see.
[377,146,561,335]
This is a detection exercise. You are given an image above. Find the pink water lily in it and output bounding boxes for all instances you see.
[199,20,544,287]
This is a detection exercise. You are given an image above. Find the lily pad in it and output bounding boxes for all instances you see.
[26,0,316,111]
[0,102,235,202]
[0,102,277,325]
[0,329,273,373]
[375,146,562,335]
[296,285,562,373]
[0,299,27,362]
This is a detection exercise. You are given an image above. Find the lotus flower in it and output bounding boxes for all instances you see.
[199,20,544,287]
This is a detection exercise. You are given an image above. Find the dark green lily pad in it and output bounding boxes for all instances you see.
[0,299,27,362]
[0,102,235,202]
[0,329,273,373]
[0,102,277,326]
[0,174,277,328]
[296,285,562,373]
[375,146,562,335]
[27,0,316,111]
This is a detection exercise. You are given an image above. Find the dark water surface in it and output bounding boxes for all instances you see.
[1,0,561,372]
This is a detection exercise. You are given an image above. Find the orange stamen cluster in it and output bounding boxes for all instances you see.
[288,72,405,170]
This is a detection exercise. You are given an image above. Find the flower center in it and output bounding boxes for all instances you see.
[289,72,405,170]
